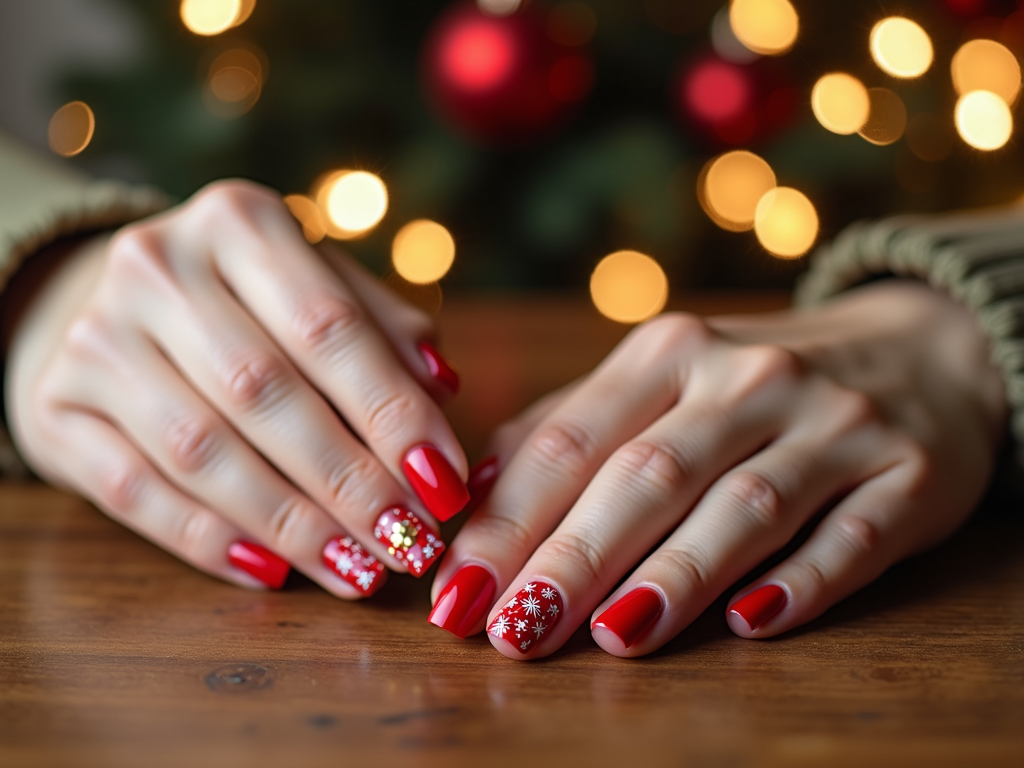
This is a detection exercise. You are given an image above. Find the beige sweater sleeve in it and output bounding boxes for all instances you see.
[795,204,1024,467]
[0,134,166,475]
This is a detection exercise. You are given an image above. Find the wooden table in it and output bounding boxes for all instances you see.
[2,295,1023,767]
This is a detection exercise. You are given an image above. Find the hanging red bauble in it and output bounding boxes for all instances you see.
[422,2,594,143]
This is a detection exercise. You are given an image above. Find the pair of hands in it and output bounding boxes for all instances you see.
[5,182,1007,660]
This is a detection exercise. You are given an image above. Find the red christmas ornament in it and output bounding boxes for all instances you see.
[422,2,594,143]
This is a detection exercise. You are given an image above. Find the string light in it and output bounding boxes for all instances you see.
[858,88,907,146]
[811,73,870,135]
[951,39,1020,105]
[48,101,95,157]
[955,90,1013,151]
[699,151,776,232]
[728,0,799,56]
[870,18,933,78]
[283,195,327,244]
[590,250,668,324]
[754,187,818,259]
[180,0,248,36]
[314,171,389,239]
[392,220,457,284]
[478,0,521,18]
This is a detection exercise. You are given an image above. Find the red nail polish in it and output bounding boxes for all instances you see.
[487,581,563,655]
[402,444,470,522]
[323,535,386,596]
[464,456,499,514]
[373,507,445,577]
[729,584,787,631]
[592,587,663,649]
[428,564,497,638]
[418,342,460,395]
[228,541,290,590]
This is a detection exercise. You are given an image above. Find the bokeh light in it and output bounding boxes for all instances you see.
[811,73,870,135]
[754,187,818,259]
[728,0,799,56]
[951,39,1020,105]
[283,194,327,244]
[204,46,264,118]
[906,113,955,162]
[478,0,521,17]
[392,220,457,284]
[590,250,669,324]
[48,101,95,157]
[700,151,776,232]
[711,7,759,64]
[870,17,933,78]
[180,0,242,36]
[858,87,907,146]
[315,171,389,239]
[441,17,516,92]
[955,90,1013,150]
[684,59,752,124]
[547,1,598,47]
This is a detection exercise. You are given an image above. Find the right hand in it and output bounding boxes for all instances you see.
[5,180,469,596]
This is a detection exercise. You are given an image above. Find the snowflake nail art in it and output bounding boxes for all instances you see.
[323,536,386,596]
[487,580,564,655]
[373,507,445,577]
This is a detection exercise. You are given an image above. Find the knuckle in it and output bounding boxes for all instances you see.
[97,463,146,514]
[543,532,607,588]
[828,389,882,435]
[173,507,216,555]
[165,413,220,473]
[722,471,785,528]
[63,312,113,362]
[473,513,535,554]
[292,294,364,352]
[194,179,276,215]
[793,558,829,594]
[613,440,692,494]
[268,496,318,553]
[653,545,712,593]
[325,455,384,510]
[743,344,802,384]
[364,390,419,443]
[833,515,882,557]
[528,420,597,477]
[107,223,172,285]
[633,312,712,355]
[223,353,289,412]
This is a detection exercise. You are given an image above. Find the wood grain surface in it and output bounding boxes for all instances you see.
[2,295,1023,768]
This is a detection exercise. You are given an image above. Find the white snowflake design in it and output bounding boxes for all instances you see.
[520,640,531,651]
[515,619,528,633]
[490,615,511,637]
[532,622,547,639]
[422,545,434,559]
[541,586,557,600]
[336,554,354,576]
[547,604,560,617]
[505,596,518,609]
[356,571,376,590]
[523,582,536,594]
[521,595,542,618]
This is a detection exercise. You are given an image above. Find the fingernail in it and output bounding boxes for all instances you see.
[374,507,445,577]
[322,535,386,596]
[228,541,290,590]
[487,581,563,655]
[729,584,787,631]
[428,564,497,638]
[592,587,663,649]
[418,342,460,395]
[464,456,499,514]
[402,444,470,523]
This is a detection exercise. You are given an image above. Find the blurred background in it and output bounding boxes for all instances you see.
[1,0,1023,323]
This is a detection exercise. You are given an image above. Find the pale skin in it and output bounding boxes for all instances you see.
[4,180,1008,657]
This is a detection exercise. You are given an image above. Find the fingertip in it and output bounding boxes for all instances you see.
[726,583,788,638]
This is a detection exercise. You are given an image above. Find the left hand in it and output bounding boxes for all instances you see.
[430,281,1007,658]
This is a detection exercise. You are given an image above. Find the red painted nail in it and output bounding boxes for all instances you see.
[592,587,663,649]
[228,541,290,590]
[419,342,460,395]
[428,564,497,639]
[729,584,787,631]
[374,507,445,577]
[487,581,563,655]
[464,456,499,514]
[323,535,386,596]
[402,444,469,523]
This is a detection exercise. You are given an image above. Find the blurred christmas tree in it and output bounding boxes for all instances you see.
[53,0,1024,316]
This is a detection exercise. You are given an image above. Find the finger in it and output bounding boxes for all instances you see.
[724,463,923,639]
[49,407,291,590]
[196,185,468,521]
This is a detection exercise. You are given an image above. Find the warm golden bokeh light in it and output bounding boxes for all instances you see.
[811,73,870,135]
[858,87,907,146]
[392,220,457,284]
[204,48,263,118]
[951,39,1020,105]
[283,194,327,244]
[728,0,799,56]
[590,250,669,324]
[754,187,818,259]
[48,101,95,157]
[700,151,776,232]
[870,17,933,78]
[478,0,521,16]
[955,90,1013,151]
[317,171,389,238]
[180,0,241,36]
